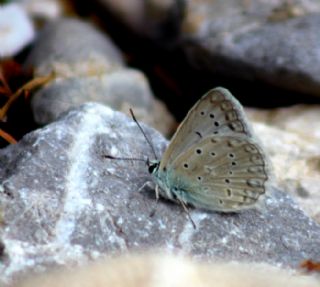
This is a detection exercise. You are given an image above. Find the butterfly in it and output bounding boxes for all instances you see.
[145,87,271,214]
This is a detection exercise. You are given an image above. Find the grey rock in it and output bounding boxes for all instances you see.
[181,0,320,96]
[95,0,185,40]
[0,103,320,284]
[24,18,175,135]
[25,18,124,76]
[31,69,154,124]
[96,0,320,97]
[247,105,320,223]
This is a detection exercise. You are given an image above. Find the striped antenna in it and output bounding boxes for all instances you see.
[129,108,158,160]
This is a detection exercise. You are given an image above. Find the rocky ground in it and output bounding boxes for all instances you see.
[0,0,320,285]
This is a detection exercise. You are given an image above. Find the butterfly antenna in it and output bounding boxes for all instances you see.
[103,155,146,163]
[129,108,158,161]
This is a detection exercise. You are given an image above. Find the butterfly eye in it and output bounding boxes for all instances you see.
[148,163,158,174]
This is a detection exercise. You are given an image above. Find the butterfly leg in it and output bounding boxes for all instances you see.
[155,184,160,200]
[149,185,160,217]
[137,180,153,193]
[177,198,196,229]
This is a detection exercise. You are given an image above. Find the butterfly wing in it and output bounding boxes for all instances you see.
[165,135,270,211]
[159,87,254,171]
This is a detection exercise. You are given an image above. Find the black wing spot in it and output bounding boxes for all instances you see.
[195,131,202,138]
[214,121,220,127]
[219,199,224,205]
[200,111,205,116]
[211,152,216,156]
[196,148,202,155]
[197,176,202,181]
[231,162,236,166]
[209,113,215,118]
[228,153,235,158]
[183,163,189,169]
[225,179,230,184]
[226,189,232,197]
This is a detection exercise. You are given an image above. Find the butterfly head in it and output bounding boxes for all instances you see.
[147,159,160,175]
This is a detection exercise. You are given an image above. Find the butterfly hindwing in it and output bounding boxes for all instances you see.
[165,135,269,211]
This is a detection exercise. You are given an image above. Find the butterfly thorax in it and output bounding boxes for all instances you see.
[148,160,178,201]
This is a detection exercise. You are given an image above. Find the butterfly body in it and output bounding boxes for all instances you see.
[148,87,271,212]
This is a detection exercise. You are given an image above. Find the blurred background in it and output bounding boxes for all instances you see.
[1,0,320,147]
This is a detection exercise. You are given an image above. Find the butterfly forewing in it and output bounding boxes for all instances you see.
[159,88,254,171]
[166,135,269,211]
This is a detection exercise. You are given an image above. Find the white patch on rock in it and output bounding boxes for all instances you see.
[178,212,208,252]
[54,106,112,245]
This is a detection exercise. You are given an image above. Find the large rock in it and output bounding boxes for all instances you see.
[247,105,320,222]
[94,0,320,97]
[24,18,174,136]
[182,3,320,97]
[0,103,319,284]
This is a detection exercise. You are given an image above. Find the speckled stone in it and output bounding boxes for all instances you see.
[247,105,320,223]
[95,0,320,97]
[24,18,175,136]
[0,103,319,284]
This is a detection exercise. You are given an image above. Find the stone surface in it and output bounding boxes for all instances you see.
[96,0,320,97]
[24,18,175,136]
[247,105,320,222]
[31,69,153,122]
[96,0,185,40]
[181,0,320,97]
[20,0,62,21]
[25,17,124,76]
[0,103,320,284]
